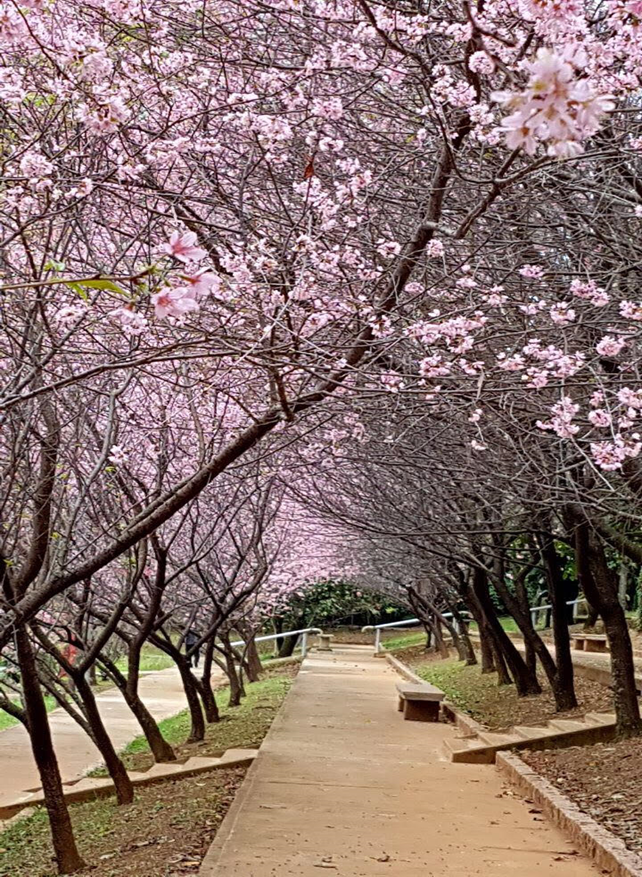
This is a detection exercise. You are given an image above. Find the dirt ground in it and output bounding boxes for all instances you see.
[523,741,642,855]
[0,663,298,877]
[402,648,614,731]
[0,768,246,877]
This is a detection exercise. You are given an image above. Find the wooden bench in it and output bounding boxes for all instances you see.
[396,682,445,722]
[573,633,609,653]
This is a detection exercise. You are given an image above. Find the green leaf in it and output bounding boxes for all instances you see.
[44,259,65,272]
[66,282,89,301]
[74,279,128,295]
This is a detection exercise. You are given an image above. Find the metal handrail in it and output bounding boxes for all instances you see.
[230,627,323,659]
[529,598,585,624]
[361,599,587,653]
[362,613,471,654]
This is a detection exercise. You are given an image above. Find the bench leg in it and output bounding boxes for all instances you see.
[398,697,404,712]
[585,640,608,653]
[403,700,440,722]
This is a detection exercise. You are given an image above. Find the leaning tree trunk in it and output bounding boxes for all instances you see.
[221,645,245,707]
[198,638,220,723]
[176,658,206,742]
[73,674,134,804]
[513,571,537,676]
[582,524,642,736]
[430,616,450,658]
[277,632,299,658]
[99,657,176,762]
[237,622,263,681]
[449,607,477,666]
[435,608,467,662]
[490,639,513,686]
[16,628,85,874]
[472,567,541,696]
[464,596,495,673]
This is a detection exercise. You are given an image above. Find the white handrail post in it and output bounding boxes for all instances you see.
[301,631,308,658]
[374,628,381,654]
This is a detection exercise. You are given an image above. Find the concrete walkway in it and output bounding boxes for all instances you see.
[0,667,193,809]
[201,646,599,877]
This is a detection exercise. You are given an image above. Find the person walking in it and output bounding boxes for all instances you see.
[185,628,201,668]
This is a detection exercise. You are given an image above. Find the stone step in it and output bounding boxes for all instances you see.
[443,734,481,751]
[512,725,551,740]
[585,712,616,725]
[444,711,618,764]
[443,738,496,764]
[477,731,520,748]
[547,719,590,733]
[218,748,258,766]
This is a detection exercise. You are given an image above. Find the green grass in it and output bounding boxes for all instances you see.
[87,663,298,776]
[381,617,527,654]
[468,616,523,634]
[0,665,297,877]
[114,644,175,675]
[127,672,291,758]
[382,631,426,651]
[0,696,56,733]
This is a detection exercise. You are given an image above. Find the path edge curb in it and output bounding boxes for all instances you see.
[497,750,642,877]
[198,665,300,875]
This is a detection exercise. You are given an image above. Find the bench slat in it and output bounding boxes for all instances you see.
[396,682,444,702]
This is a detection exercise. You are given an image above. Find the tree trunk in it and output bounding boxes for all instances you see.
[538,533,577,711]
[237,623,263,680]
[16,629,85,874]
[490,639,513,686]
[277,632,299,658]
[199,639,220,723]
[436,609,467,662]
[451,610,477,666]
[582,525,641,736]
[619,563,629,610]
[176,659,205,742]
[124,689,177,761]
[99,657,176,762]
[472,567,541,696]
[73,675,134,804]
[430,617,450,658]
[465,597,494,672]
[223,648,244,707]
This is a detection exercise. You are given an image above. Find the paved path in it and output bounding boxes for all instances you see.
[0,667,193,809]
[201,646,599,877]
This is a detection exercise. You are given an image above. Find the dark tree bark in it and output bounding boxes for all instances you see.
[16,629,85,874]
[72,673,134,804]
[472,566,541,695]
[237,622,263,681]
[99,657,176,762]
[578,521,641,736]
[277,632,299,658]
[198,637,220,723]
[537,532,577,711]
[176,657,206,742]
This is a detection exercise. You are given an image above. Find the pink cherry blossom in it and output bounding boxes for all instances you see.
[162,231,207,264]
[151,288,200,319]
[181,269,220,298]
[596,335,627,357]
